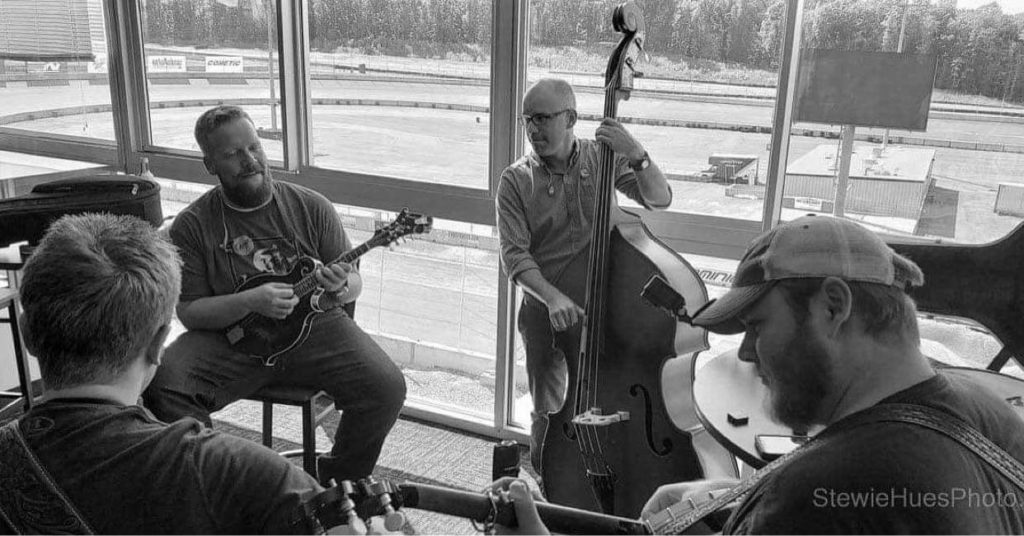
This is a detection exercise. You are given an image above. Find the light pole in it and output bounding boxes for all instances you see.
[264,0,277,131]
[1004,34,1023,107]
[882,0,910,151]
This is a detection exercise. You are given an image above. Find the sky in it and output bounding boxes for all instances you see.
[957,0,1024,13]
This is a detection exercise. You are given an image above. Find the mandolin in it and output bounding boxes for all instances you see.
[224,209,432,366]
[300,477,731,535]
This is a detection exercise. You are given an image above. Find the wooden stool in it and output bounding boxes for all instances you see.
[0,288,34,412]
[246,385,335,477]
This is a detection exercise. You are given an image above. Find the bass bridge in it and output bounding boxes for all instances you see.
[572,407,630,427]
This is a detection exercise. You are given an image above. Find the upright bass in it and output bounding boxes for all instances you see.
[540,2,735,518]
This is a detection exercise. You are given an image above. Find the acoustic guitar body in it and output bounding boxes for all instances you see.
[541,214,732,517]
[224,256,325,365]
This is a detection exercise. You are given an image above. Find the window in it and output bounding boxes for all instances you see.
[773,0,1024,377]
[140,0,283,161]
[525,0,789,224]
[781,0,1024,246]
[305,0,493,189]
[335,207,499,419]
[0,0,115,141]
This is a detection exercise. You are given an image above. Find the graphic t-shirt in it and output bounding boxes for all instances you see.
[170,180,350,301]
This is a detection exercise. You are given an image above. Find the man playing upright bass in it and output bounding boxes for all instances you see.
[496,78,673,474]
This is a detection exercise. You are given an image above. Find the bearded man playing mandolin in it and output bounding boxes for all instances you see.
[496,78,673,476]
[143,105,407,486]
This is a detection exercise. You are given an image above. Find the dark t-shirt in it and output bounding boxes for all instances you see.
[171,180,350,301]
[18,398,323,534]
[724,371,1024,534]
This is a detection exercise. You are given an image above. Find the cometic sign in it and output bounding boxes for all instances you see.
[205,56,244,73]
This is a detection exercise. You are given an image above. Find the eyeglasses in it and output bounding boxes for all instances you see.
[519,109,573,127]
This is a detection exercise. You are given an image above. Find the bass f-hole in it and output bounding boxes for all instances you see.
[630,383,673,456]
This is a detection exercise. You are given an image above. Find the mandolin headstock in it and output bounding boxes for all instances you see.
[302,477,408,535]
[368,208,433,250]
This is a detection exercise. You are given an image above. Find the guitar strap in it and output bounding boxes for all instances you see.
[650,402,1024,534]
[0,419,95,535]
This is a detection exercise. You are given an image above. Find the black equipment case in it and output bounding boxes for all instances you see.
[0,175,162,247]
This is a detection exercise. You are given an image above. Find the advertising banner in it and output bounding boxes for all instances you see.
[205,56,244,73]
[147,55,187,73]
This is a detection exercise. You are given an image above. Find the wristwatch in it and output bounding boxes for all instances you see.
[629,151,651,172]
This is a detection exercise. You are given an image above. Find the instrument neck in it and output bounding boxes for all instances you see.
[399,482,651,535]
[293,242,373,298]
[578,88,621,373]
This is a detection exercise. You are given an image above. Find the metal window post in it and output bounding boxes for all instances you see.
[761,0,805,230]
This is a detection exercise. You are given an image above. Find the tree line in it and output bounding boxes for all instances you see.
[142,0,1024,102]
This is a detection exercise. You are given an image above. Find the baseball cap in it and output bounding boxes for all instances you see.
[690,215,924,334]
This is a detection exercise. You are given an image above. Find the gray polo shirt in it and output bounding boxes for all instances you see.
[495,137,669,287]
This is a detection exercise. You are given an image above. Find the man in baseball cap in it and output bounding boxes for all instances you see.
[690,214,925,336]
[492,215,1024,535]
[644,215,1024,533]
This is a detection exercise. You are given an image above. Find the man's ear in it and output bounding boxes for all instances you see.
[819,277,853,336]
[145,324,171,367]
[566,109,577,128]
[203,155,216,176]
[737,330,757,363]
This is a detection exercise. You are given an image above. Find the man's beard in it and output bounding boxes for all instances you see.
[765,326,834,432]
[223,170,272,208]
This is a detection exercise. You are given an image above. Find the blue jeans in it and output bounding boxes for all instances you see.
[518,296,570,474]
[143,309,406,482]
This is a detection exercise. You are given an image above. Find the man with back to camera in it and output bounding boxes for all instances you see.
[142,105,406,485]
[492,215,1024,534]
[0,213,325,534]
[496,78,673,473]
